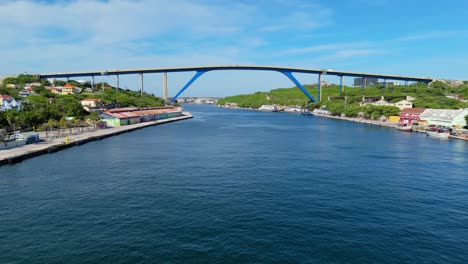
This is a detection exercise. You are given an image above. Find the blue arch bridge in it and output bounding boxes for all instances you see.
[37,65,435,103]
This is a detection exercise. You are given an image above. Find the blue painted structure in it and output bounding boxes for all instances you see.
[38,65,435,102]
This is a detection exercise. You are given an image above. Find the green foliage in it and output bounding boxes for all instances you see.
[0,77,165,131]
[218,81,468,117]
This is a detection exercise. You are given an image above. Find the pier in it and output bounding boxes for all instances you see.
[0,112,192,166]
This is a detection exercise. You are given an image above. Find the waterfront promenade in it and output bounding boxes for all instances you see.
[312,113,468,141]
[0,112,192,165]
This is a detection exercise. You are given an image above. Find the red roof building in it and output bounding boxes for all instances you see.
[399,108,426,124]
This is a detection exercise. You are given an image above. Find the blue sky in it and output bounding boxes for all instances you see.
[1,0,468,97]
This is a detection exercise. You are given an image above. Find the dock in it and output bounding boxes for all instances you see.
[0,112,193,166]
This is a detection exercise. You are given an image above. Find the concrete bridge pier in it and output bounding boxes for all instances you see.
[384,79,388,90]
[116,75,119,92]
[340,76,344,95]
[92,76,95,90]
[140,73,144,96]
[163,72,167,101]
[362,77,367,88]
[318,73,322,101]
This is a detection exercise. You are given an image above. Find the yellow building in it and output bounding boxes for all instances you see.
[61,83,78,95]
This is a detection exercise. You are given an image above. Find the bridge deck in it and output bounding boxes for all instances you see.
[38,65,434,82]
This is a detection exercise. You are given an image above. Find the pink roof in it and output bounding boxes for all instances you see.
[0,94,12,99]
[63,83,75,88]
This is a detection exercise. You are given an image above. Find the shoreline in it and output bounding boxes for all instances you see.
[223,107,468,141]
[0,112,193,166]
[312,114,468,141]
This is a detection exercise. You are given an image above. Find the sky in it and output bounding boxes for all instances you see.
[1,0,468,97]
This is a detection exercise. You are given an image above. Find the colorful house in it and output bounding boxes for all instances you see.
[61,83,79,95]
[399,108,426,124]
[0,94,21,111]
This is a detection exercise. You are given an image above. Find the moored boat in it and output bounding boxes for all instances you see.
[425,128,450,139]
[396,124,412,132]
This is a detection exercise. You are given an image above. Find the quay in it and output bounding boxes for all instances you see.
[0,112,193,166]
[312,114,468,141]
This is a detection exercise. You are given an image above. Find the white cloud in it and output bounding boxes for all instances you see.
[393,30,468,42]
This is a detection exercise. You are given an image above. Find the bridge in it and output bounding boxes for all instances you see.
[37,65,436,103]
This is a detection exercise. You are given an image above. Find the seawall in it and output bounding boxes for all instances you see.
[0,112,193,166]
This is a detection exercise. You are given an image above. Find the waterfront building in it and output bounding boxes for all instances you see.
[420,108,468,128]
[399,108,426,124]
[0,94,21,111]
[99,106,183,127]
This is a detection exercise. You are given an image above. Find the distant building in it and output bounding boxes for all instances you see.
[61,83,79,95]
[360,96,413,110]
[27,82,42,87]
[354,77,378,87]
[394,100,413,110]
[0,94,21,111]
[81,98,103,109]
[378,81,400,86]
[19,89,31,97]
[6,84,17,89]
[46,86,61,94]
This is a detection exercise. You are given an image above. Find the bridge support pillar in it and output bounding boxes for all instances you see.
[170,71,207,104]
[362,77,366,88]
[384,79,388,90]
[116,75,119,92]
[280,71,315,103]
[340,76,344,95]
[163,72,168,101]
[140,73,144,96]
[318,73,322,101]
[92,76,95,90]
[405,81,408,86]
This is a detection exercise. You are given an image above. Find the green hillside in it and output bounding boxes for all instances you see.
[218,81,468,116]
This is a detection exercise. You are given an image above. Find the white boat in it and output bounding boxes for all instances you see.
[396,124,412,132]
[311,109,331,116]
[259,105,278,112]
[425,129,450,139]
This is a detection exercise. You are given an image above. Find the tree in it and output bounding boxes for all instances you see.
[465,114,468,127]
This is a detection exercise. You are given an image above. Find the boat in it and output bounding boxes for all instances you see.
[259,105,278,112]
[311,109,331,116]
[301,108,313,115]
[425,128,450,139]
[396,124,412,132]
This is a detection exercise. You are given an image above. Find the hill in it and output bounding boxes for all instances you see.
[218,81,468,116]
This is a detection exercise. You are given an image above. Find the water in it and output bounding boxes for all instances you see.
[1,104,467,263]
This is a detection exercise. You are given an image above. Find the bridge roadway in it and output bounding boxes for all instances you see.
[37,65,435,103]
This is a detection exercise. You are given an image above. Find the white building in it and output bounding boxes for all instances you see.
[420,108,468,128]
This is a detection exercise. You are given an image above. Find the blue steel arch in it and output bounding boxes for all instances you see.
[169,70,316,103]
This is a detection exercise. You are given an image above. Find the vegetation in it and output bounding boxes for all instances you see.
[218,81,468,118]
[0,75,166,132]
